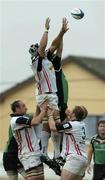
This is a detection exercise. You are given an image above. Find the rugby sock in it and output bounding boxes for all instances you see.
[51,131,61,158]
[41,131,50,156]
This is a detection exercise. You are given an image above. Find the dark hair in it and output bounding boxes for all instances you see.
[11,100,21,113]
[29,43,39,56]
[73,106,88,121]
[97,120,105,127]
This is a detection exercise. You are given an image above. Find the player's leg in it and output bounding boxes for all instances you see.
[48,94,61,158]
[6,171,18,180]
[51,109,61,158]
[41,121,51,155]
[18,167,28,180]
[36,94,51,155]
[21,152,44,180]
[61,155,87,180]
[25,164,44,180]
[3,152,19,180]
[93,164,104,180]
[61,169,83,180]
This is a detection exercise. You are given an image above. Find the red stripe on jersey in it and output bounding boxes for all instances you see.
[42,65,52,92]
[66,136,69,155]
[25,128,34,152]
[76,144,82,155]
[16,130,22,154]
[70,134,82,155]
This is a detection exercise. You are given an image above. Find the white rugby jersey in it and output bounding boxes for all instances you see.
[10,116,41,156]
[61,121,87,158]
[30,55,57,94]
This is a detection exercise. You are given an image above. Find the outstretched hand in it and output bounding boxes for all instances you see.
[45,17,51,30]
[61,17,69,34]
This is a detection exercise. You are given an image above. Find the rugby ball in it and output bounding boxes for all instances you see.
[71,8,84,20]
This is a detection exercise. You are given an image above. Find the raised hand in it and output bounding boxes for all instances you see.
[61,17,69,34]
[45,17,51,30]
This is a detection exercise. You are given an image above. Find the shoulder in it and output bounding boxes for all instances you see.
[90,134,98,144]
[70,120,80,127]
[10,117,17,126]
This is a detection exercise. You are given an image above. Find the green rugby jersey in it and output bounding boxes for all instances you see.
[4,125,18,154]
[62,72,68,104]
[91,135,105,164]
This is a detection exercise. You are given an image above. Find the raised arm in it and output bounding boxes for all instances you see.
[47,108,72,131]
[31,100,48,125]
[38,17,50,57]
[49,18,69,53]
[56,39,63,58]
[15,101,48,127]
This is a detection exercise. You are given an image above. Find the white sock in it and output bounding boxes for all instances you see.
[41,131,50,156]
[51,131,61,158]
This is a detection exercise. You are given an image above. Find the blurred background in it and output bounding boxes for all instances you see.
[0,0,105,179]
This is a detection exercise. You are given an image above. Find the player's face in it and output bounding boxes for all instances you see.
[67,108,76,121]
[65,108,71,120]
[18,101,28,115]
[98,123,105,135]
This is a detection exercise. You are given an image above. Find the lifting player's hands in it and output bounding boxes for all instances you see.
[40,100,49,116]
[45,17,51,30]
[60,17,69,34]
[47,107,55,117]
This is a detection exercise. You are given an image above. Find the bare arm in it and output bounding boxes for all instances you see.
[87,144,93,174]
[31,100,48,125]
[49,18,69,53]
[87,144,93,166]
[31,110,46,125]
[38,17,50,57]
[56,39,63,58]
[35,106,41,116]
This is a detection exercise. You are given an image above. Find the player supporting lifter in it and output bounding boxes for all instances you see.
[10,100,48,180]
[47,105,88,180]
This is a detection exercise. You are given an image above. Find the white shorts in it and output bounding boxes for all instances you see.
[36,93,59,110]
[19,153,41,171]
[63,154,88,177]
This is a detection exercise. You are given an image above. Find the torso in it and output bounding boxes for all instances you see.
[61,121,87,159]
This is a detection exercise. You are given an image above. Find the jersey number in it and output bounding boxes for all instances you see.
[82,126,86,140]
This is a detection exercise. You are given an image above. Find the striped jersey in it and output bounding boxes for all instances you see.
[61,121,87,158]
[10,116,41,156]
[30,53,57,94]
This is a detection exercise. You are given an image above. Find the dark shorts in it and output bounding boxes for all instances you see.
[3,152,22,171]
[93,164,105,180]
